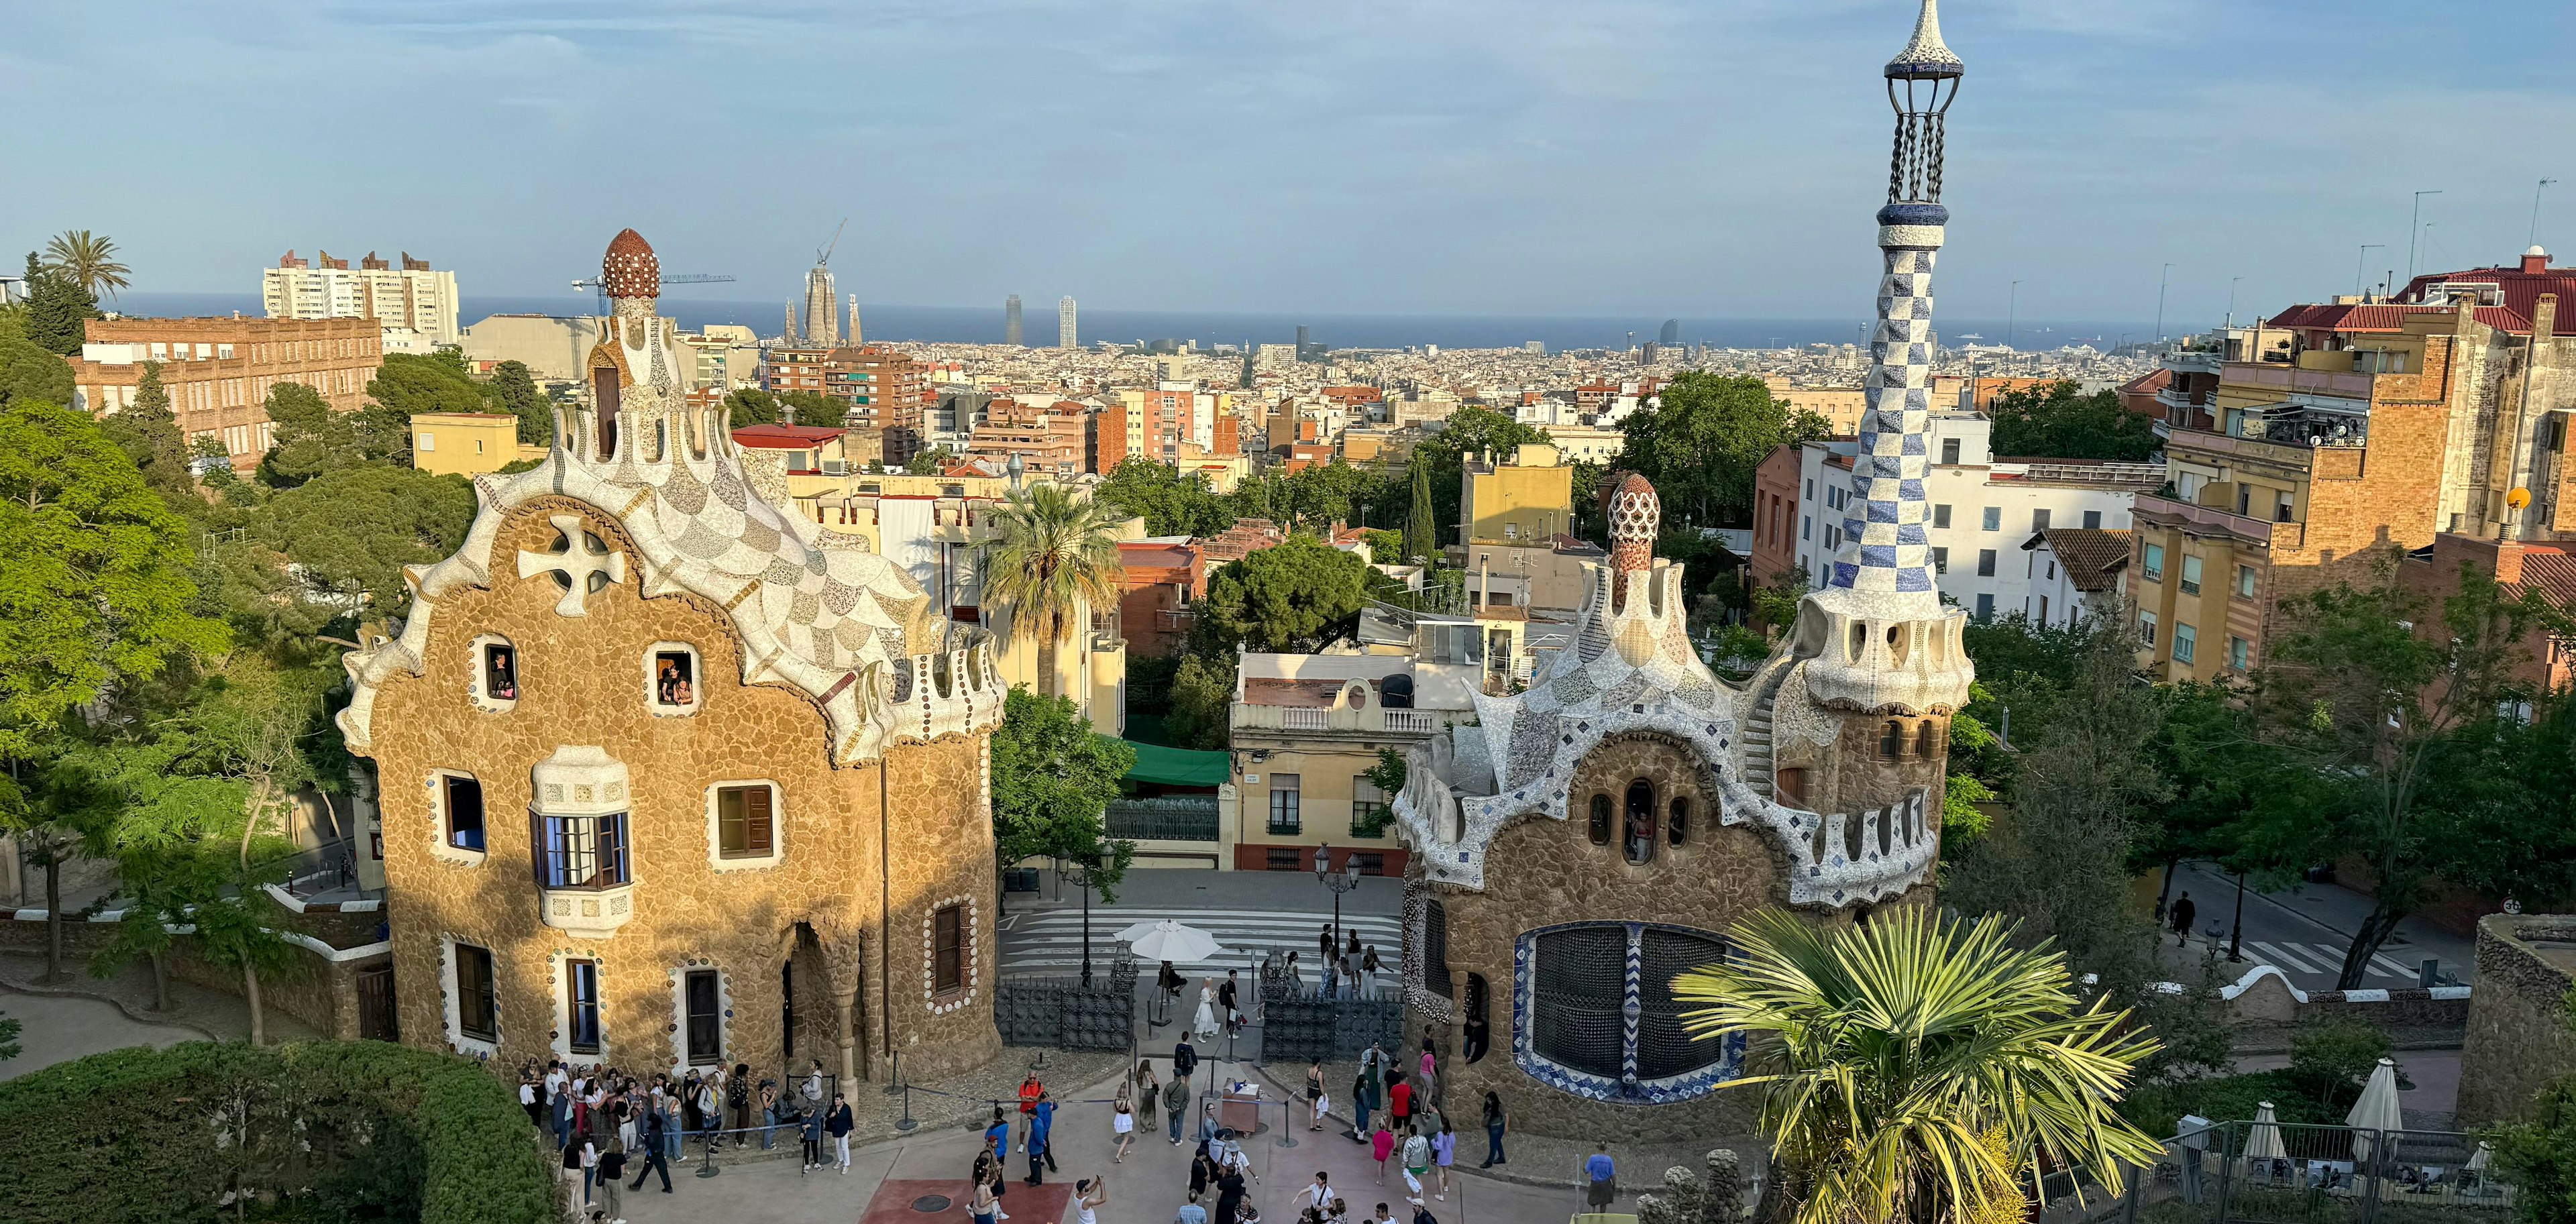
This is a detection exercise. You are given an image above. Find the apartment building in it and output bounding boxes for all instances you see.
[760,345,831,397]
[964,397,1086,479]
[1775,414,2157,620]
[2400,533,2575,693]
[263,249,460,346]
[1459,443,1575,546]
[678,325,762,409]
[828,345,927,462]
[1776,386,1868,435]
[70,315,384,471]
[1116,540,1200,658]
[2133,282,2576,682]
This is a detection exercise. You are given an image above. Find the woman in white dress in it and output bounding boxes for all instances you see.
[1193,979,1220,1041]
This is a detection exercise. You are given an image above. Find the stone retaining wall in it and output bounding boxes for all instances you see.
[2457,913,2576,1125]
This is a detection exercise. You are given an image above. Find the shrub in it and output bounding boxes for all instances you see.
[0,1040,552,1224]
[2288,1018,2394,1108]
[2116,1069,2342,1137]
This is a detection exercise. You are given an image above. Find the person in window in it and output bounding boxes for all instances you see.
[657,659,680,705]
[489,648,517,700]
[671,677,694,707]
[1625,805,1653,863]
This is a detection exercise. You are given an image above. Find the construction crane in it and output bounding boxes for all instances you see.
[569,272,737,314]
[816,219,847,267]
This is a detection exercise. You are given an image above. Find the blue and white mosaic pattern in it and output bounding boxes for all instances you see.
[1509,921,1748,1105]
[1830,215,1945,599]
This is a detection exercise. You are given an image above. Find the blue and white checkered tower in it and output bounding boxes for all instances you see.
[1829,0,1963,608]
[1796,0,1974,718]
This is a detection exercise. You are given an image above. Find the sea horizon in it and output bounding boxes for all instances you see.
[108,291,2189,354]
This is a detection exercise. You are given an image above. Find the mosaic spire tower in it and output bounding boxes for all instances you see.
[1828,0,1962,607]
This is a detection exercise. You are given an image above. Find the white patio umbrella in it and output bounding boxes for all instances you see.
[2347,1058,2404,1162]
[2466,1142,2491,1172]
[2246,1101,2289,1162]
[1124,918,1226,964]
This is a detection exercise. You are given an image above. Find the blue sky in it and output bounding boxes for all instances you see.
[10,1,2576,326]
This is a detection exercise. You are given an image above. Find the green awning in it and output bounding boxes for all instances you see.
[1120,737,1230,787]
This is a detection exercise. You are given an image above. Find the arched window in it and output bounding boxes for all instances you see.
[591,366,621,461]
[1879,720,1904,759]
[1668,796,1690,846]
[1523,923,1739,1099]
[1587,794,1611,845]
[1915,722,1939,758]
[1623,780,1656,865]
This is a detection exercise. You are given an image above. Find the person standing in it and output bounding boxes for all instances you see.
[758,1080,781,1150]
[971,1172,1004,1224]
[1139,1062,1162,1134]
[825,1091,855,1174]
[1032,1091,1060,1177]
[802,1059,826,1109]
[802,1095,830,1173]
[1218,972,1240,1036]
[629,1105,673,1195]
[1386,1072,1412,1133]
[1311,1084,1332,1133]
[1193,979,1221,1041]
[1318,923,1337,969]
[594,1140,627,1223]
[1214,1160,1248,1224]
[1112,1093,1136,1163]
[1074,1174,1110,1224]
[696,1074,723,1154]
[728,1062,753,1141]
[2169,891,2197,946]
[973,1135,1004,1202]
[1370,1121,1395,1183]
[1360,947,1382,999]
[1165,1074,1191,1145]
[1582,1142,1616,1212]
[560,1135,590,1209]
[1479,1092,1506,1168]
[520,1070,543,1129]
[1352,1066,1377,1142]
[1295,1171,1337,1216]
[1430,1119,1456,1200]
[1176,1190,1209,1224]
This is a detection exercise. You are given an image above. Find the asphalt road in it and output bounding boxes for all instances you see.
[2157,860,2475,993]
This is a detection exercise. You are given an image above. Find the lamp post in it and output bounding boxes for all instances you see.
[2532,178,2559,249]
[1064,851,1104,988]
[2356,245,2384,299]
[2229,869,2247,963]
[1314,842,1362,992]
[2153,263,2174,344]
[2408,190,2443,280]
[2006,279,2021,351]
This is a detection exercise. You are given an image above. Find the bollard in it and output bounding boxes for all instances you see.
[897,1084,918,1133]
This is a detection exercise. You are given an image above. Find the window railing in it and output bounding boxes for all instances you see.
[1104,795,1220,842]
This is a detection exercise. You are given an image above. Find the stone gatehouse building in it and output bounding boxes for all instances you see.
[338,229,1004,1085]
[1391,0,1978,1143]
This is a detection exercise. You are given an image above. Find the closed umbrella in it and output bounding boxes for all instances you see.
[1126,918,1226,964]
[2466,1142,2491,1172]
[2347,1058,2403,1163]
[2246,1101,2288,1163]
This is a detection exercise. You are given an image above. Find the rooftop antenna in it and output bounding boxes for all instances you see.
[817,219,848,267]
[2533,178,2560,249]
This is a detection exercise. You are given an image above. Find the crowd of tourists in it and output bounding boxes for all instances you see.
[518,1056,856,1223]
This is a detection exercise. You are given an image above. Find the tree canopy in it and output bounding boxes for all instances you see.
[21,252,98,355]
[255,465,478,620]
[96,361,195,506]
[0,335,74,407]
[486,359,550,445]
[1097,457,1238,537]
[989,688,1136,901]
[1194,535,1371,653]
[259,382,366,486]
[1617,372,1831,529]
[1987,381,2157,462]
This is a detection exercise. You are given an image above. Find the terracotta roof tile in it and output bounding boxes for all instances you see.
[2031,527,2133,592]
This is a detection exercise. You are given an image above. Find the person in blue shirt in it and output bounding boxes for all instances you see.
[1026,1091,1059,1184]
[986,1107,1012,1160]
[1582,1143,1616,1211]
[1175,1189,1209,1224]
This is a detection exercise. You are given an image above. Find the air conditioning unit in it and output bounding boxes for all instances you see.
[822,459,849,476]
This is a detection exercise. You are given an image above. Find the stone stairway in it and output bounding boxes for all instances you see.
[1740,663,1789,803]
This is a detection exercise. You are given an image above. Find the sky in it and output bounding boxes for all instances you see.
[11,1,2576,329]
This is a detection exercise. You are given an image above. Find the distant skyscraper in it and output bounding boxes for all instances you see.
[802,264,838,345]
[1058,296,1077,349]
[1658,318,1680,346]
[1006,294,1024,346]
[1296,323,1311,360]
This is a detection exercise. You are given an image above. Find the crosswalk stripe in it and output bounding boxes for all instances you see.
[2369,953,2414,979]
[2247,942,2322,975]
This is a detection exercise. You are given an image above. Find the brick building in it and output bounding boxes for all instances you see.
[2400,533,2576,693]
[70,315,384,471]
[828,345,928,463]
[761,345,830,396]
[1116,541,1200,657]
[963,398,1086,479]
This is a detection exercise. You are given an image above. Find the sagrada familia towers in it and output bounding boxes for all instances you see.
[1391,0,1977,1144]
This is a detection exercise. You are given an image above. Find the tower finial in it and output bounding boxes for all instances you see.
[1885,0,1964,82]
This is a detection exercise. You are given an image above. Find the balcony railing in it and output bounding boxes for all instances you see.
[1233,702,1462,737]
[1105,795,1220,842]
[2010,461,2167,489]
[2246,406,2369,449]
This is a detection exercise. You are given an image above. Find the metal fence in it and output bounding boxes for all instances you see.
[2061,1121,2514,1224]
[1105,796,1221,842]
[994,962,1138,1052]
[1258,991,1405,1062]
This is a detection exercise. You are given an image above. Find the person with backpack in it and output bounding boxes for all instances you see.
[695,1074,723,1154]
[594,1140,627,1224]
[801,1093,830,1173]
[728,1063,753,1141]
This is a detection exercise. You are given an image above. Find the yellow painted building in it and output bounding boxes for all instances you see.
[409,412,526,476]
[1460,443,1574,545]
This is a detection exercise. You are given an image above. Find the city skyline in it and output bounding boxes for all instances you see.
[11,2,2576,329]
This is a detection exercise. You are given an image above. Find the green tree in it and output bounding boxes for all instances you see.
[40,230,132,300]
[975,484,1125,700]
[1619,372,1831,529]
[360,351,488,462]
[1988,382,2157,462]
[2244,565,2571,989]
[22,252,99,355]
[97,361,197,506]
[1195,535,1371,653]
[1163,653,1236,751]
[1399,407,1547,546]
[905,445,957,476]
[1097,457,1237,537]
[0,335,74,407]
[0,401,229,760]
[257,465,477,619]
[486,359,550,445]
[1674,908,2164,1224]
[258,381,362,486]
[781,390,848,428]
[725,388,784,429]
[989,688,1136,901]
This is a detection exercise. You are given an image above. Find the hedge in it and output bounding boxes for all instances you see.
[0,1040,553,1224]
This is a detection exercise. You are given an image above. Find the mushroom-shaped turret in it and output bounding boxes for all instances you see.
[601,228,660,300]
[1884,0,1964,81]
[1604,471,1659,581]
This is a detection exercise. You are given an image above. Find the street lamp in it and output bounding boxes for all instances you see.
[2408,189,2443,280]
[2355,245,2384,300]
[1063,850,1108,988]
[1315,842,1362,993]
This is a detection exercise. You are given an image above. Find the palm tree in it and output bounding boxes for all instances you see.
[42,230,132,300]
[1673,907,2165,1224]
[975,484,1124,700]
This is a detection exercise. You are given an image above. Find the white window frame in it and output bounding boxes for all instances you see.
[441,936,501,1059]
[551,950,608,1064]
[669,962,731,1074]
[704,780,786,872]
[921,893,981,1013]
[644,642,705,717]
[427,769,488,866]
[468,632,519,713]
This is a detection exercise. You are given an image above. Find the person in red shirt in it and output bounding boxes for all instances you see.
[1017,1075,1043,1150]
[1387,1074,1412,1131]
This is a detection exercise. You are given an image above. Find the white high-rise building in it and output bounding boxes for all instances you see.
[262,250,460,347]
[1058,296,1077,349]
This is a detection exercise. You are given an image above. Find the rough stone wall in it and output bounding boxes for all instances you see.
[358,499,998,1082]
[1424,732,1782,1146]
[2457,913,2576,1125]
[1770,711,1947,844]
[168,944,375,1040]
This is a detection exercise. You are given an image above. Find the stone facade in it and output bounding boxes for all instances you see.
[2457,913,2576,1125]
[337,231,1003,1087]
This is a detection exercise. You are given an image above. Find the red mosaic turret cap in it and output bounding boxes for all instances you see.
[1605,471,1660,579]
[601,229,659,300]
